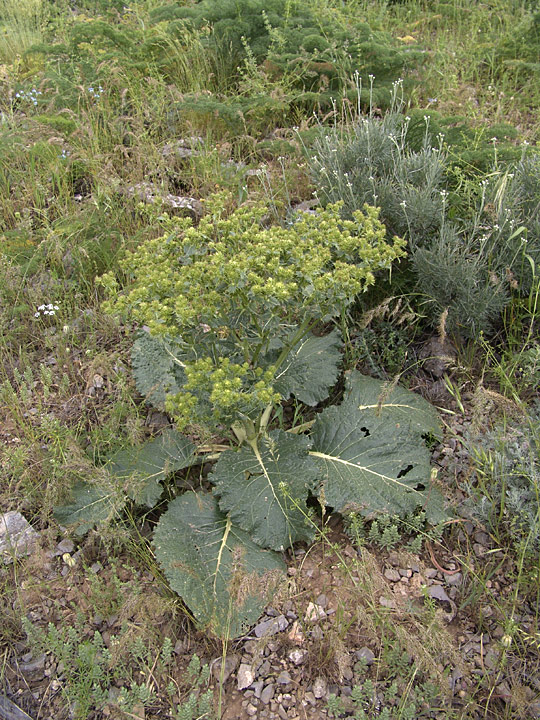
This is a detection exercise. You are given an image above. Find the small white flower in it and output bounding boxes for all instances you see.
[34,312,40,318]
[38,304,46,311]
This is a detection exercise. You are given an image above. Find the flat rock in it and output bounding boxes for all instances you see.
[304,602,326,622]
[428,584,451,603]
[312,676,328,699]
[260,684,275,704]
[212,654,239,683]
[355,647,375,665]
[384,568,401,582]
[237,664,255,690]
[254,615,289,638]
[0,512,39,563]
[288,649,307,665]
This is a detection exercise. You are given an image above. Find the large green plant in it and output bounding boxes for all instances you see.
[57,196,446,638]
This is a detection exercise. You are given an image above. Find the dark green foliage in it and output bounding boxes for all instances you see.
[491,11,540,86]
[405,110,521,178]
[29,0,423,133]
[159,0,423,111]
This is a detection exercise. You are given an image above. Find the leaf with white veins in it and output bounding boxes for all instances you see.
[342,371,442,439]
[270,329,343,406]
[54,481,125,536]
[210,430,319,551]
[310,371,446,522]
[154,492,286,638]
[106,428,198,507]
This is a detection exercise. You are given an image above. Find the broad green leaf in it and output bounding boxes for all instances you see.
[210,430,319,551]
[131,331,187,410]
[106,428,198,507]
[341,371,442,439]
[310,371,446,523]
[154,492,286,638]
[268,329,343,406]
[54,481,124,536]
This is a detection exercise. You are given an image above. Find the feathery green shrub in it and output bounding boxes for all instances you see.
[306,98,537,337]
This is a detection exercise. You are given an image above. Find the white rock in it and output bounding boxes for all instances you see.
[0,512,39,563]
[288,649,307,665]
[304,602,326,622]
[237,663,255,690]
[312,676,328,699]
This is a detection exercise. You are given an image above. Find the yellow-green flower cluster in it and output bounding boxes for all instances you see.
[102,193,405,431]
[165,357,280,429]
[103,197,405,338]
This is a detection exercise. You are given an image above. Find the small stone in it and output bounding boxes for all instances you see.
[473,543,486,557]
[54,538,75,556]
[0,512,39,563]
[212,654,239,683]
[474,531,490,545]
[428,585,451,603]
[237,664,255,690]
[484,649,500,671]
[261,684,275,704]
[355,647,375,665]
[277,671,292,685]
[277,705,288,720]
[258,660,271,677]
[254,615,289,638]
[379,596,396,609]
[447,572,462,586]
[425,568,438,579]
[384,568,401,582]
[312,676,328,699]
[315,594,328,608]
[19,654,46,674]
[496,681,512,701]
[253,680,264,698]
[303,692,316,706]
[246,703,258,716]
[310,625,324,641]
[288,649,307,665]
[304,603,326,622]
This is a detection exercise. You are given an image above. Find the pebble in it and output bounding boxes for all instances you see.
[312,677,327,699]
[53,538,75,556]
[355,647,375,665]
[261,684,275,704]
[212,655,239,683]
[428,585,451,603]
[277,671,292,685]
[304,603,326,622]
[254,615,289,638]
[288,649,307,665]
[384,568,401,582]
[19,654,46,673]
[237,664,255,690]
[0,512,39,563]
[447,572,463,586]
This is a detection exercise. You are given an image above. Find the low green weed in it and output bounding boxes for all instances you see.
[21,615,215,720]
